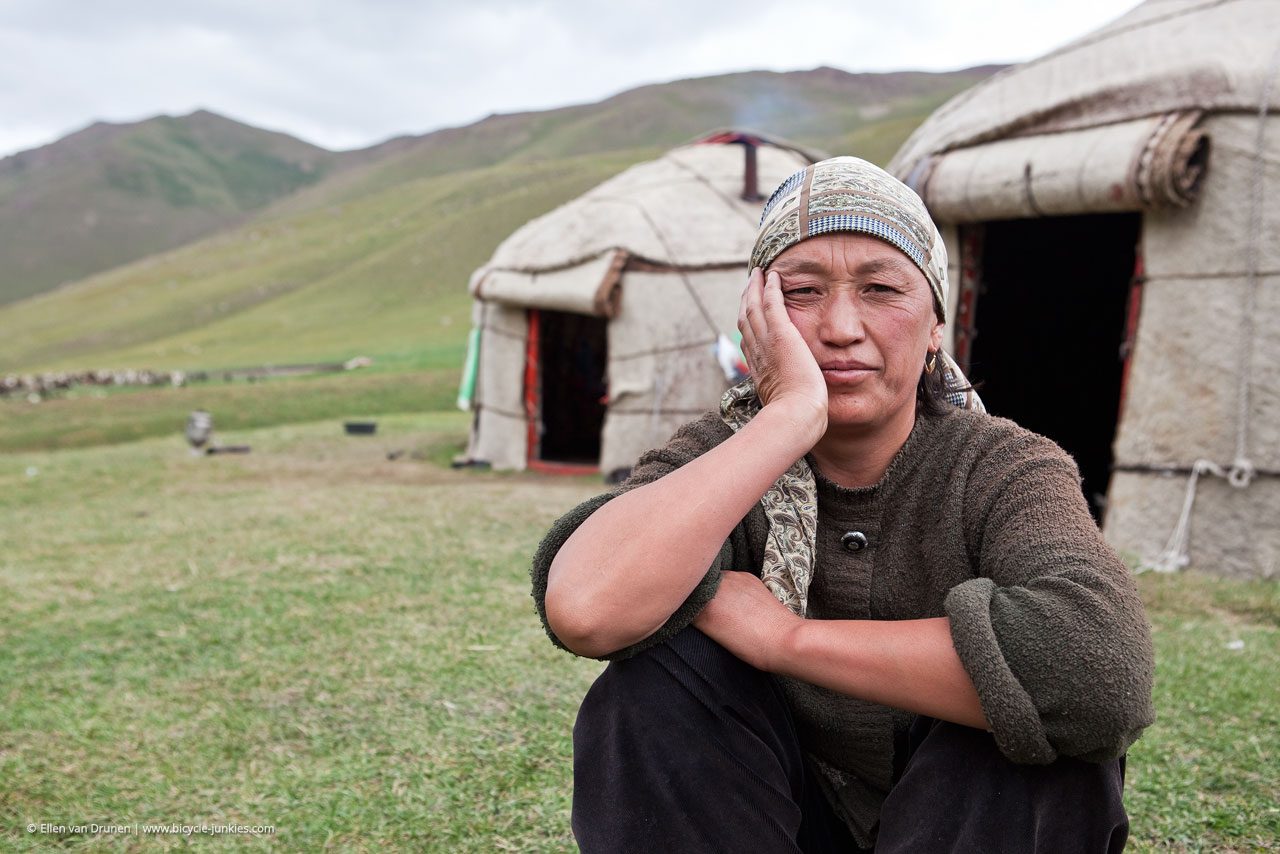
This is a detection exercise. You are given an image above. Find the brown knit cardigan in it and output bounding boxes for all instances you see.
[531,405,1155,845]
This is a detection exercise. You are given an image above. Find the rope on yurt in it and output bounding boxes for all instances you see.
[627,204,721,340]
[650,360,668,439]
[1149,39,1280,572]
[1150,460,1228,573]
[666,153,761,229]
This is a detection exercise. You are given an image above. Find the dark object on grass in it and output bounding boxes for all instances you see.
[387,449,405,461]
[344,421,377,435]
[207,445,251,455]
[451,455,491,470]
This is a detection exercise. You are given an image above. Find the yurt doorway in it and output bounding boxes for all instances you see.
[961,213,1141,520]
[526,309,608,470]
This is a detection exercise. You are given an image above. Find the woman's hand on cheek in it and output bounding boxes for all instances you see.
[739,267,827,442]
[692,570,802,673]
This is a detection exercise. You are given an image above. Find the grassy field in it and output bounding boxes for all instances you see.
[2,414,1276,851]
[0,367,461,454]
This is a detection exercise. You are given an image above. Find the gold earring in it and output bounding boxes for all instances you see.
[925,351,937,374]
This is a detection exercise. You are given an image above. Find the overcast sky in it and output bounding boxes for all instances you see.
[0,0,1139,158]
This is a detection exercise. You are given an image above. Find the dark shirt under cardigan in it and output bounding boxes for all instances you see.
[531,405,1156,843]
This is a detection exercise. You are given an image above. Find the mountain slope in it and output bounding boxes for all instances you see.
[0,65,1000,374]
[273,65,997,214]
[0,149,657,373]
[0,110,348,305]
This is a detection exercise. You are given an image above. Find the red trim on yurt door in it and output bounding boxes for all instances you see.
[522,308,603,477]
[524,308,541,466]
[954,225,984,374]
[1117,247,1146,421]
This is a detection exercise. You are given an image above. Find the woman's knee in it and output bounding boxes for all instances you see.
[571,627,812,852]
[877,718,1129,853]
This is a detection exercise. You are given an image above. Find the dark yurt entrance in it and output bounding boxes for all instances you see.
[525,309,608,471]
[956,214,1142,520]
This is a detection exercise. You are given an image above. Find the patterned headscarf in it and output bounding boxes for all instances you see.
[752,155,949,320]
[722,156,983,616]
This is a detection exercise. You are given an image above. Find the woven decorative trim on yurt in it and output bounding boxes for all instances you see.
[890,0,1279,179]
[471,250,627,318]
[906,111,1209,222]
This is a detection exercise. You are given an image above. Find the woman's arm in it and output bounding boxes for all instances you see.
[943,443,1156,763]
[694,440,1155,763]
[694,571,989,730]
[545,404,817,656]
[545,268,826,657]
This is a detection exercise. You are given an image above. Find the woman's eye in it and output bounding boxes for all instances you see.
[784,286,818,296]
[867,283,898,293]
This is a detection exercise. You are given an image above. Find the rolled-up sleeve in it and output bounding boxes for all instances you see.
[945,437,1156,765]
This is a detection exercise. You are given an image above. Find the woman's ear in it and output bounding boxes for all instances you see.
[929,321,944,352]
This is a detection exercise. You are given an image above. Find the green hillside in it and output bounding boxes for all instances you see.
[274,66,996,214]
[0,149,655,376]
[0,65,999,383]
[0,110,349,305]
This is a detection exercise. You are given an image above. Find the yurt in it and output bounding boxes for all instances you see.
[459,132,816,479]
[888,0,1278,578]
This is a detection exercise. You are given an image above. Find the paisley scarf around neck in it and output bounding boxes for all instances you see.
[719,360,982,616]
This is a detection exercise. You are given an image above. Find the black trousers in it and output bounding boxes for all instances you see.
[572,627,1129,854]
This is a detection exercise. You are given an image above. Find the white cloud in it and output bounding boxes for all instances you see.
[0,0,1136,157]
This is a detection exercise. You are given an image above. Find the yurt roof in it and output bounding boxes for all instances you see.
[892,0,1276,174]
[887,0,1277,221]
[477,134,816,275]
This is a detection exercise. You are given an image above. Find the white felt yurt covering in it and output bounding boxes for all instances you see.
[462,134,815,478]
[889,0,1279,578]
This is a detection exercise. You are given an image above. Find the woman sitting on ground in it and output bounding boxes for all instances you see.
[531,156,1155,853]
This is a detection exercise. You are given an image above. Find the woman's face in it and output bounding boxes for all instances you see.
[768,232,943,433]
